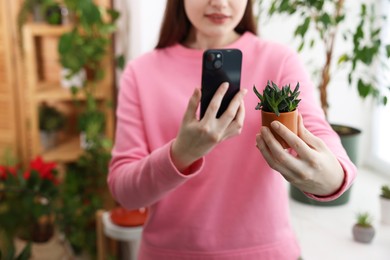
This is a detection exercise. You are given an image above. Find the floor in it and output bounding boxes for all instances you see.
[289,166,390,260]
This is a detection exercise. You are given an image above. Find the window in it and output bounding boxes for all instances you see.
[370,0,390,175]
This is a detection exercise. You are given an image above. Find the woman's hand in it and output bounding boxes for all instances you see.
[172,82,247,172]
[255,114,344,196]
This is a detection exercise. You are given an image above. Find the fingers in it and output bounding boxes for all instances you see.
[270,120,312,159]
[183,88,201,122]
[258,127,305,177]
[220,88,248,121]
[203,82,229,119]
[222,99,246,140]
[297,114,326,150]
[256,133,287,173]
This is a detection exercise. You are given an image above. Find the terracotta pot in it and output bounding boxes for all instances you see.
[261,109,298,149]
[18,214,55,243]
[110,207,148,227]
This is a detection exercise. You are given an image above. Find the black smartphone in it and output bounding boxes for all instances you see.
[200,49,242,118]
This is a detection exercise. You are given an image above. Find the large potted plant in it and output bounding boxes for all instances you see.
[257,0,390,206]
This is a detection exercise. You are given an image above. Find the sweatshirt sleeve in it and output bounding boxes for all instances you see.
[278,50,357,202]
[107,64,204,210]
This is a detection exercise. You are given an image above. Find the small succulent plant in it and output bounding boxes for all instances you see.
[356,212,373,228]
[381,185,390,199]
[253,81,301,116]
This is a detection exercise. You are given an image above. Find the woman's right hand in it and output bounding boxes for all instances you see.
[171,82,247,172]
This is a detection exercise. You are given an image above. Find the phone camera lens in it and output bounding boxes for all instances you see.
[207,53,215,61]
[213,60,222,69]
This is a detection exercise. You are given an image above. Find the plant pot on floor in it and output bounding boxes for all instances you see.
[380,196,390,225]
[352,224,375,244]
[14,232,69,259]
[290,124,361,206]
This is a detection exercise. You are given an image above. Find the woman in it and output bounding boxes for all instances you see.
[108,0,356,259]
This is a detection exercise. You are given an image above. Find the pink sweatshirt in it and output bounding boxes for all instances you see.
[108,32,356,260]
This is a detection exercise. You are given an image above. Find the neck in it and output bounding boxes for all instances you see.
[184,30,240,49]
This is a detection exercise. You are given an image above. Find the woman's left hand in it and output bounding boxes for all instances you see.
[255,114,344,197]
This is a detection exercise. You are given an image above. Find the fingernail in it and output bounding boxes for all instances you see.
[271,121,280,129]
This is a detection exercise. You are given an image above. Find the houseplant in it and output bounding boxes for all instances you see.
[0,156,59,253]
[57,137,112,257]
[352,212,375,244]
[257,0,390,206]
[77,96,106,149]
[380,184,390,225]
[38,103,66,150]
[58,0,119,86]
[253,80,301,148]
[54,1,119,256]
[260,0,390,116]
[58,0,119,145]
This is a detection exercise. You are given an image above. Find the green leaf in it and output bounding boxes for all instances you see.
[297,41,305,52]
[309,39,315,48]
[15,242,31,260]
[116,55,126,70]
[335,14,345,24]
[294,17,311,38]
[319,13,331,28]
[386,44,390,58]
[107,8,120,22]
[338,54,349,64]
[357,79,371,98]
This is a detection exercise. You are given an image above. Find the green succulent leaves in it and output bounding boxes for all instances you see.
[254,81,301,116]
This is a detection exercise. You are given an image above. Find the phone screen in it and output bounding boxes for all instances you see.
[200,49,242,118]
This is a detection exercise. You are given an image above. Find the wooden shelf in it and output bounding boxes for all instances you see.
[24,23,72,36]
[34,82,108,102]
[42,136,83,163]
[22,21,114,165]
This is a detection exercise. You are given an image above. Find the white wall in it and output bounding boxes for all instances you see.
[116,0,377,166]
[122,0,166,59]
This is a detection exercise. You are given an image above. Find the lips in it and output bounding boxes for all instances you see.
[205,13,231,23]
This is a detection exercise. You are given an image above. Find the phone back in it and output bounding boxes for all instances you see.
[201,49,242,118]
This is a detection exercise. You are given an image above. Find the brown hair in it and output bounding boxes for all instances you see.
[156,0,257,49]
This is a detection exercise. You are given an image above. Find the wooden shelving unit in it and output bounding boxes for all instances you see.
[21,23,114,164]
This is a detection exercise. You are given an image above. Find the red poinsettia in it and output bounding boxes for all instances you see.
[0,156,60,242]
[1,155,59,194]
[0,165,17,180]
[23,156,58,184]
